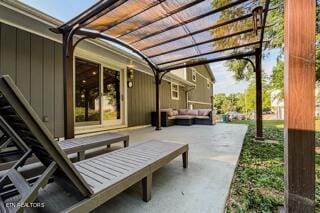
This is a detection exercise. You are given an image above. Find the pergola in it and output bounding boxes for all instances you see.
[51,0,316,212]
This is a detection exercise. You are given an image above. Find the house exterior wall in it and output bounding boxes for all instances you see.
[0,22,64,137]
[127,70,186,127]
[0,3,211,137]
[0,21,187,136]
[186,65,214,109]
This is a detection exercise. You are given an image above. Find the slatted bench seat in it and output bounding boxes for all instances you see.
[59,132,129,160]
[0,132,129,171]
[68,140,188,212]
[0,75,189,213]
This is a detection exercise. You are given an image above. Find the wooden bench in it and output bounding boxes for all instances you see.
[0,132,129,171]
[59,132,129,160]
[67,140,188,212]
[0,75,189,212]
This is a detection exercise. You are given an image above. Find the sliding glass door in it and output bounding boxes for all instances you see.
[102,67,122,125]
[75,58,124,127]
[75,58,101,126]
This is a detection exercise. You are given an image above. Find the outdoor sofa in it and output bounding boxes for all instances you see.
[0,75,189,212]
[152,108,213,127]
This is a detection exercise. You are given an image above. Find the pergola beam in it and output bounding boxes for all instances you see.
[140,13,254,51]
[140,7,275,51]
[75,30,160,71]
[284,0,316,212]
[99,0,166,32]
[115,0,207,39]
[157,41,261,67]
[58,0,129,30]
[159,50,256,71]
[148,27,263,58]
[127,0,250,44]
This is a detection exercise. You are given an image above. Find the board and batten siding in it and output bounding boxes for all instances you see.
[127,70,186,126]
[186,66,213,109]
[0,23,64,137]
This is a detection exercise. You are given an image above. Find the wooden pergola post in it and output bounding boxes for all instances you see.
[155,71,161,130]
[255,48,263,139]
[284,0,316,212]
[62,31,75,139]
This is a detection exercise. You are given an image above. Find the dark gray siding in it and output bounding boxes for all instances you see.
[186,65,213,109]
[127,71,186,127]
[0,23,64,137]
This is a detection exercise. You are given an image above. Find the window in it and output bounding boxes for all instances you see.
[191,68,197,82]
[207,80,211,89]
[171,82,179,100]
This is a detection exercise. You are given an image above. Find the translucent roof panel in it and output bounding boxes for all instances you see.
[58,0,270,70]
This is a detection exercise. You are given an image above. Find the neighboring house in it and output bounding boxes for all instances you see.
[272,82,320,120]
[0,1,215,138]
[271,90,284,120]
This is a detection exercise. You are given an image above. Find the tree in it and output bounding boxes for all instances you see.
[214,93,241,114]
[269,60,284,99]
[223,0,320,81]
[214,93,227,114]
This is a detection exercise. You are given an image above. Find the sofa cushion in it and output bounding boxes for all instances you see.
[178,109,188,115]
[195,115,210,119]
[172,110,179,116]
[161,108,172,112]
[187,110,199,116]
[198,109,211,116]
[168,111,174,116]
[178,109,198,116]
[174,115,195,119]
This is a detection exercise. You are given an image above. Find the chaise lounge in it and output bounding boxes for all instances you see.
[0,75,189,213]
[152,108,213,127]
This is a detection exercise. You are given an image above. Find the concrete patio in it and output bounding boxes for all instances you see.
[28,123,247,213]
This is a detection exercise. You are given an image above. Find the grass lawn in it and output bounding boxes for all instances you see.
[226,120,320,212]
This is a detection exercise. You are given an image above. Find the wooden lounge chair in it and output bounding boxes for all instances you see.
[0,75,188,213]
[0,130,11,152]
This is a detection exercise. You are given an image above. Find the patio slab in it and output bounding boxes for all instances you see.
[94,123,247,213]
[25,123,247,213]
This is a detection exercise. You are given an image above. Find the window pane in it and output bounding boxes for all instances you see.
[103,68,121,121]
[75,58,100,123]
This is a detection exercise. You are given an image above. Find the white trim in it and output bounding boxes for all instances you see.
[191,68,214,84]
[0,0,61,26]
[73,52,128,132]
[187,100,212,105]
[171,82,180,100]
[0,17,61,43]
[197,71,214,84]
[131,65,194,87]
[75,125,151,137]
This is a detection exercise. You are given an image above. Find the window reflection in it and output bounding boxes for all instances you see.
[103,68,121,121]
[75,58,100,124]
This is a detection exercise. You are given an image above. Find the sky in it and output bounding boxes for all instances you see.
[212,48,280,94]
[19,0,281,95]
